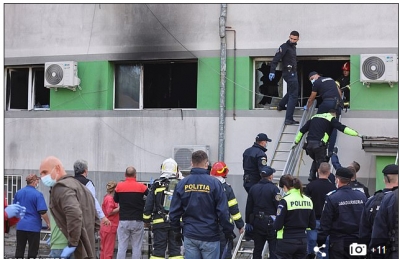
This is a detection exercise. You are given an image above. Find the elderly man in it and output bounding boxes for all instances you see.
[39,156,100,259]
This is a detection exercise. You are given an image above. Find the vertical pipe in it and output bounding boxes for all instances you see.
[226,28,236,120]
[218,4,227,161]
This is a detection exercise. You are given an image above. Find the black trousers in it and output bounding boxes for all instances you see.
[275,238,308,259]
[15,230,40,259]
[306,141,328,181]
[151,227,181,257]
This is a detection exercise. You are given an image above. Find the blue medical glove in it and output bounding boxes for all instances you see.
[245,223,253,233]
[303,105,308,111]
[269,73,275,81]
[5,204,23,218]
[46,235,51,246]
[60,246,76,257]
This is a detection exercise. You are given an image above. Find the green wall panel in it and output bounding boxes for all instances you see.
[375,156,396,190]
[197,57,253,110]
[349,55,398,111]
[50,61,113,111]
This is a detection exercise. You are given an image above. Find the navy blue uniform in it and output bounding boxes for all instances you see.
[318,186,367,259]
[304,178,336,220]
[336,74,350,106]
[370,188,398,259]
[359,188,395,245]
[274,189,316,259]
[169,168,234,242]
[242,143,268,192]
[270,40,299,122]
[246,178,280,259]
[312,76,342,114]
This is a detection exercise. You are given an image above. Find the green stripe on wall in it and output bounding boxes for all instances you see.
[375,156,397,190]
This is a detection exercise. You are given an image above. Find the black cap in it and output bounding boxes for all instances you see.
[335,167,354,179]
[308,71,318,79]
[256,133,272,142]
[382,164,398,175]
[260,166,275,177]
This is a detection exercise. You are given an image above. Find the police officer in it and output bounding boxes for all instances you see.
[210,161,245,259]
[143,158,183,259]
[274,174,315,259]
[331,148,370,197]
[269,30,300,125]
[306,71,344,155]
[359,164,398,248]
[245,165,280,259]
[336,62,351,108]
[370,187,399,259]
[318,167,367,259]
[292,109,360,181]
[169,150,234,259]
[242,133,272,193]
[304,162,336,259]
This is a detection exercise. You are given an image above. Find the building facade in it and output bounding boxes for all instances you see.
[4,4,398,213]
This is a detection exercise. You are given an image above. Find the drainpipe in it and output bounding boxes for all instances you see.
[218,4,227,162]
[226,27,236,120]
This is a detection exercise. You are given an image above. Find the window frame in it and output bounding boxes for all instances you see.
[5,65,49,111]
[113,63,144,110]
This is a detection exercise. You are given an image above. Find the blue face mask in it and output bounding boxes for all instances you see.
[41,172,56,187]
[310,79,316,84]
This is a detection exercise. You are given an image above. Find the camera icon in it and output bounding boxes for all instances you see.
[349,243,367,256]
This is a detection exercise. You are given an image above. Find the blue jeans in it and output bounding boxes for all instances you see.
[184,236,220,259]
[306,220,329,259]
[48,249,75,259]
[280,71,299,121]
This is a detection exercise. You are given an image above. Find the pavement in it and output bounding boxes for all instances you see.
[4,228,152,259]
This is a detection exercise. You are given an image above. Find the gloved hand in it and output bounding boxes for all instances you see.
[245,223,253,233]
[46,235,51,246]
[358,134,363,138]
[15,202,26,219]
[270,215,276,221]
[303,105,308,111]
[224,232,236,241]
[269,73,275,81]
[291,143,298,150]
[60,246,76,257]
[5,204,23,218]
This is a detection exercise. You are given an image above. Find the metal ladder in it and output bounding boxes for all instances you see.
[269,100,317,179]
[232,229,269,259]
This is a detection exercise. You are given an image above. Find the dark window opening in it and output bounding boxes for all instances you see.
[33,68,49,108]
[8,68,29,110]
[143,62,197,109]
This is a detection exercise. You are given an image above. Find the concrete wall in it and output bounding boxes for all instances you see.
[5,3,398,65]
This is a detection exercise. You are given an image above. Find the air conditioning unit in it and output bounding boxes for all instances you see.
[44,61,81,91]
[360,54,398,87]
[173,145,210,172]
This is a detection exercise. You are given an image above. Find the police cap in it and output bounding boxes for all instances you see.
[335,167,353,179]
[256,133,272,142]
[382,164,398,175]
[260,165,275,177]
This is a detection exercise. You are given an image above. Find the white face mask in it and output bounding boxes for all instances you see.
[335,179,339,188]
[310,79,316,84]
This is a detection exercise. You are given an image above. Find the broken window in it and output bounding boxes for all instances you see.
[5,66,49,110]
[114,61,198,109]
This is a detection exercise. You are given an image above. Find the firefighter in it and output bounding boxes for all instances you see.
[292,109,360,181]
[336,62,351,108]
[210,161,245,259]
[143,158,183,259]
[243,133,272,193]
[245,165,280,259]
[359,164,398,249]
[273,174,316,259]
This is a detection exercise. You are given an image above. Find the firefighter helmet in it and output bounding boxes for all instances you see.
[160,158,178,178]
[342,62,350,71]
[210,161,229,178]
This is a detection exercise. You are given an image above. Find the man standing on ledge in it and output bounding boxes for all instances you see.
[269,30,300,125]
